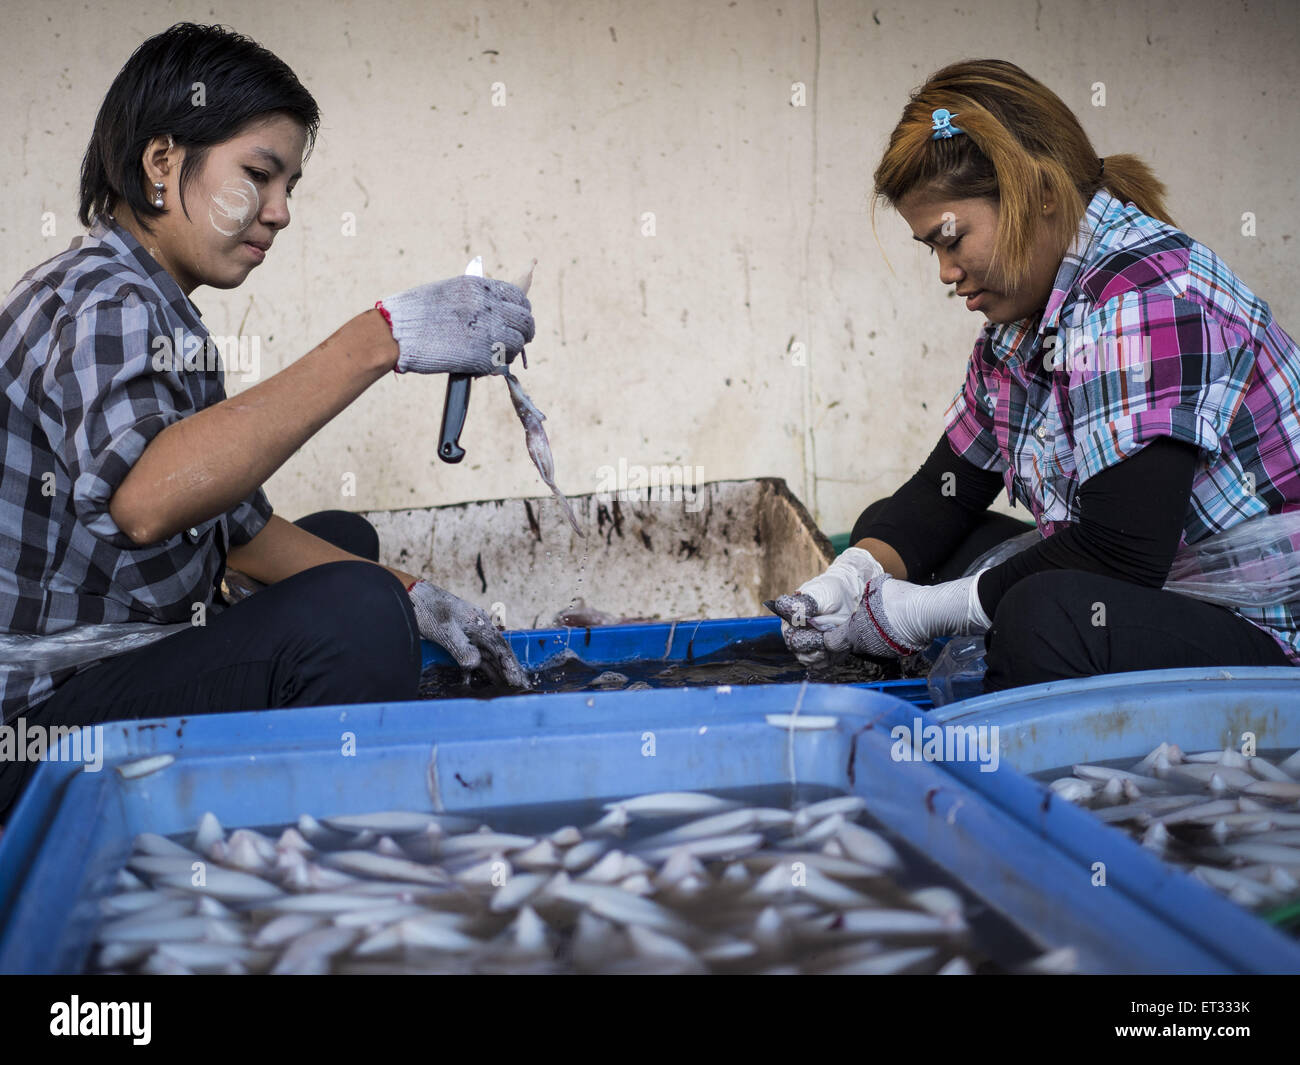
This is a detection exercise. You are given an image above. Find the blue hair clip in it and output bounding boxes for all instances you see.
[931,108,965,140]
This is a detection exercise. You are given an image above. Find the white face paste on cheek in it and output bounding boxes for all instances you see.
[208,178,260,237]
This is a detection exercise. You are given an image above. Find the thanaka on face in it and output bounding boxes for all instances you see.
[114,113,307,296]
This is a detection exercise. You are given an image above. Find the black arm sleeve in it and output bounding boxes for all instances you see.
[977,436,1201,618]
[854,434,1005,582]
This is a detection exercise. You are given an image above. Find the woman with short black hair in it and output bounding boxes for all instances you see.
[0,23,532,817]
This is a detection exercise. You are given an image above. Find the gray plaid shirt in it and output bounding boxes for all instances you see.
[0,218,273,721]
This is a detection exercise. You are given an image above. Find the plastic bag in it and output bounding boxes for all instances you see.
[926,510,1300,702]
[1162,511,1300,608]
[960,528,1042,575]
[958,512,1300,609]
[0,620,192,674]
[0,621,191,721]
[926,633,989,707]
[0,571,260,713]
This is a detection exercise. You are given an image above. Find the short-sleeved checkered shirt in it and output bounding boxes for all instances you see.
[0,217,273,720]
[944,189,1300,663]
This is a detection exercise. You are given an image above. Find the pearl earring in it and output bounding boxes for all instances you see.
[153,182,165,208]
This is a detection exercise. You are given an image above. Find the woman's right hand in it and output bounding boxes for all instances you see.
[772,546,885,662]
[377,275,535,376]
[407,578,530,689]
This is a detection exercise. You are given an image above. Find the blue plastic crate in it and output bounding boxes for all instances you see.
[1,682,1296,973]
[926,666,1300,967]
[928,666,1300,768]
[421,615,934,708]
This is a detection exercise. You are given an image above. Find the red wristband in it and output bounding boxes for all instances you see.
[375,301,401,375]
[862,582,916,657]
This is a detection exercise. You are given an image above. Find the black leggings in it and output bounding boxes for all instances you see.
[850,500,1295,693]
[0,511,420,819]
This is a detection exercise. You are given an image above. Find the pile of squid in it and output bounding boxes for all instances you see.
[1045,744,1300,915]
[90,791,1073,975]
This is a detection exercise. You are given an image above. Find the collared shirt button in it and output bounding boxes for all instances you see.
[1035,424,1047,439]
[187,526,200,541]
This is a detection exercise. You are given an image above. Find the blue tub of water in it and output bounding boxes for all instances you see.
[1,682,1295,973]
[925,666,1300,968]
[421,615,934,707]
[927,666,1300,769]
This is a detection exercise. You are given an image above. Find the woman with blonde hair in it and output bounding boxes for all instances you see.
[775,58,1300,690]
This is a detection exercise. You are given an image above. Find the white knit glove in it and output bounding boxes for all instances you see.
[407,579,529,688]
[377,275,534,376]
[777,547,884,629]
[821,569,993,660]
[771,547,885,664]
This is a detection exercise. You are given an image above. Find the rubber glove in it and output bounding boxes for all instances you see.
[771,547,884,664]
[820,569,993,660]
[407,579,530,689]
[377,275,535,376]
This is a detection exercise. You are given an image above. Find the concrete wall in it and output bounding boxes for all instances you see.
[3,0,1298,543]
